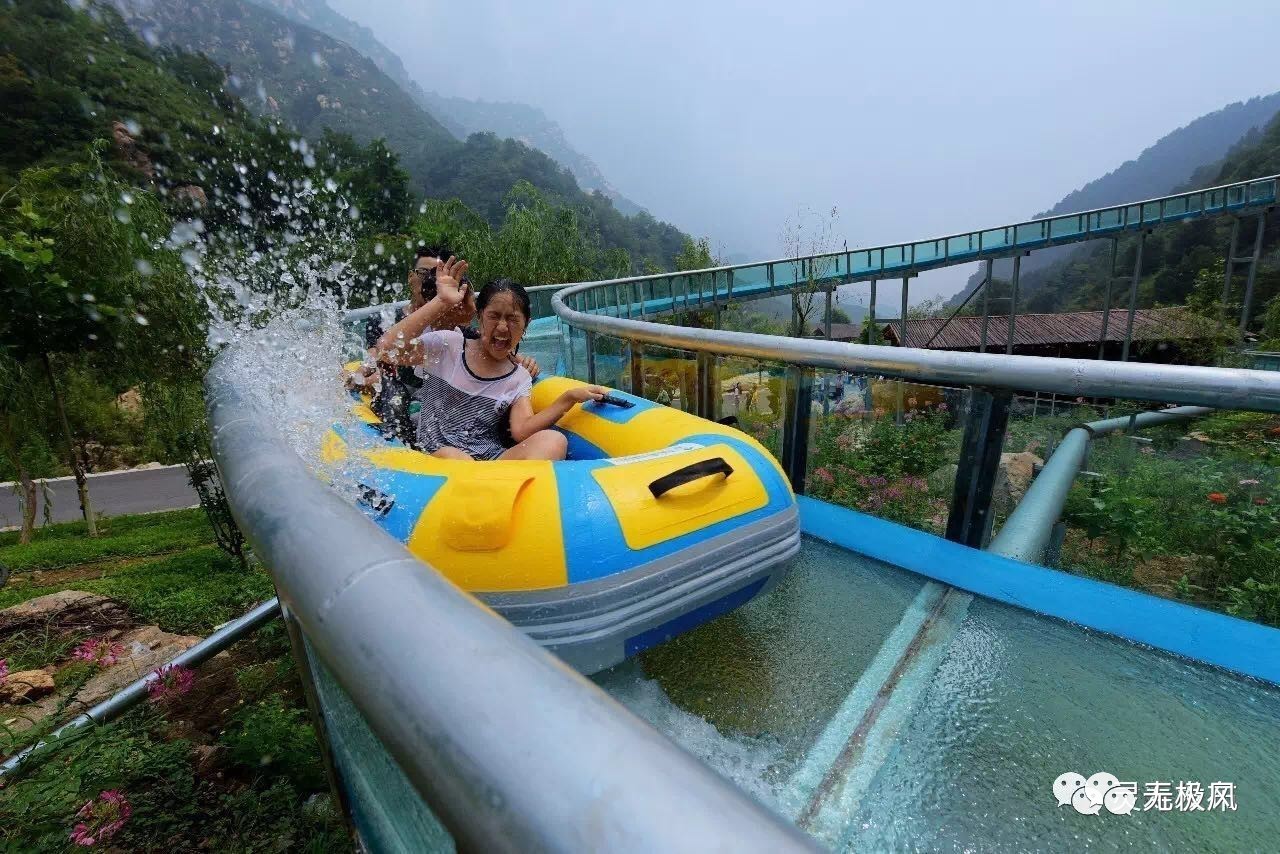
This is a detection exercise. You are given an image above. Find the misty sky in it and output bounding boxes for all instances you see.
[332,0,1279,303]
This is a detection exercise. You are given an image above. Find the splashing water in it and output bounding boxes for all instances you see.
[188,145,398,500]
[595,661,786,807]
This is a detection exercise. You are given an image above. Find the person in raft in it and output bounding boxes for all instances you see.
[375,256,606,461]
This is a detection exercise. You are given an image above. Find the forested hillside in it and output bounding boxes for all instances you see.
[245,0,648,215]
[964,111,1280,344]
[109,0,692,269]
[949,93,1280,308]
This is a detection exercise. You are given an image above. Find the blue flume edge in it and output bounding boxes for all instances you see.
[798,496,1280,686]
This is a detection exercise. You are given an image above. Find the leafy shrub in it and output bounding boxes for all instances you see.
[221,696,326,791]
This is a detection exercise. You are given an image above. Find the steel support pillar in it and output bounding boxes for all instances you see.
[585,331,597,384]
[780,365,814,494]
[1239,212,1267,336]
[1098,239,1118,360]
[899,276,910,347]
[1006,256,1021,356]
[695,352,717,421]
[868,279,878,344]
[824,287,833,340]
[945,388,1012,548]
[628,340,644,398]
[978,260,993,353]
[1221,217,1240,323]
[1121,231,1146,362]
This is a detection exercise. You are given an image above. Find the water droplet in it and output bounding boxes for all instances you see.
[134,314,149,326]
[324,178,338,192]
[310,51,324,67]
[119,191,134,205]
[134,260,154,276]
[114,208,131,224]
[374,243,384,256]
[82,293,96,302]
[124,118,141,135]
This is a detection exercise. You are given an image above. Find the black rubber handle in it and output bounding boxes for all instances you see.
[596,394,635,408]
[357,484,395,517]
[648,457,733,499]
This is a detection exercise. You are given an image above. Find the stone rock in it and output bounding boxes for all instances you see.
[2,625,207,736]
[171,184,207,208]
[0,591,131,636]
[0,669,55,703]
[927,463,959,494]
[992,451,1043,516]
[115,388,143,413]
[112,120,154,180]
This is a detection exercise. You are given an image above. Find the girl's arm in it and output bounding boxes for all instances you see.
[375,257,469,365]
[508,385,607,443]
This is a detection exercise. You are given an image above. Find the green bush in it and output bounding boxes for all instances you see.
[221,696,326,792]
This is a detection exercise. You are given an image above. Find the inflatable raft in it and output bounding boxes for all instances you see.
[325,374,800,674]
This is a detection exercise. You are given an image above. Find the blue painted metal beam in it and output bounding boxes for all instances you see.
[799,496,1280,686]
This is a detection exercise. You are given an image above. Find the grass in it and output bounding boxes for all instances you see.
[0,508,215,573]
[0,510,345,852]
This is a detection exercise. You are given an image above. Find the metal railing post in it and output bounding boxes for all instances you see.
[1121,231,1147,362]
[629,340,645,398]
[585,331,597,384]
[695,352,717,421]
[945,387,1012,548]
[899,276,910,348]
[780,365,814,493]
[1239,211,1267,335]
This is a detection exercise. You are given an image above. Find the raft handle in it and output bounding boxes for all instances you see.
[648,457,733,499]
[357,484,395,517]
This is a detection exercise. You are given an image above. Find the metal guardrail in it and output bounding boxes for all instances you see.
[988,406,1212,563]
[0,598,282,778]
[549,174,1280,543]
[204,344,815,852]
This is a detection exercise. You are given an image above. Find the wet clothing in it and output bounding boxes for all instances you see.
[412,329,532,461]
[364,312,479,445]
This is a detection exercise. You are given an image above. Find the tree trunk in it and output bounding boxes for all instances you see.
[0,417,38,544]
[40,351,97,536]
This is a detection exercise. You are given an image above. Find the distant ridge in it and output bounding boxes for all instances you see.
[947,92,1280,307]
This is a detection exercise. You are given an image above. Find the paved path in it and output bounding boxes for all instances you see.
[0,465,199,529]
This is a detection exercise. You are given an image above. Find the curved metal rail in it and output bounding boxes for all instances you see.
[204,347,815,853]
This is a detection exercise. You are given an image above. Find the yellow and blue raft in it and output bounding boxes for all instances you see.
[325,374,800,673]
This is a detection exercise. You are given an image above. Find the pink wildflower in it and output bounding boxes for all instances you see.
[73,638,125,668]
[70,790,131,847]
[814,467,834,484]
[835,434,852,449]
[0,658,7,685]
[148,663,195,700]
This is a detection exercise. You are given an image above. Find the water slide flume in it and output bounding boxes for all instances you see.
[324,374,800,674]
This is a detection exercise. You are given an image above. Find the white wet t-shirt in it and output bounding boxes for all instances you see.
[412,329,532,460]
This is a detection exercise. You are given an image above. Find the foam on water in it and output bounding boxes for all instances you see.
[593,660,786,808]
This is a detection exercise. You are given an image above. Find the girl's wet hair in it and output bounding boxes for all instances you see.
[476,278,531,323]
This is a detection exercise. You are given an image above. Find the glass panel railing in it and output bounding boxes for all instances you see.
[1048,214,1084,238]
[946,234,978,259]
[979,227,1010,250]
[804,372,964,537]
[591,333,627,389]
[1013,221,1046,245]
[912,240,940,264]
[1142,202,1161,223]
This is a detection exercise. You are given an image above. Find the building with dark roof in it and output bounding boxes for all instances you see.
[878,307,1225,362]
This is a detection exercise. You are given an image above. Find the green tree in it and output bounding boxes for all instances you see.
[0,151,200,535]
[674,236,716,271]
